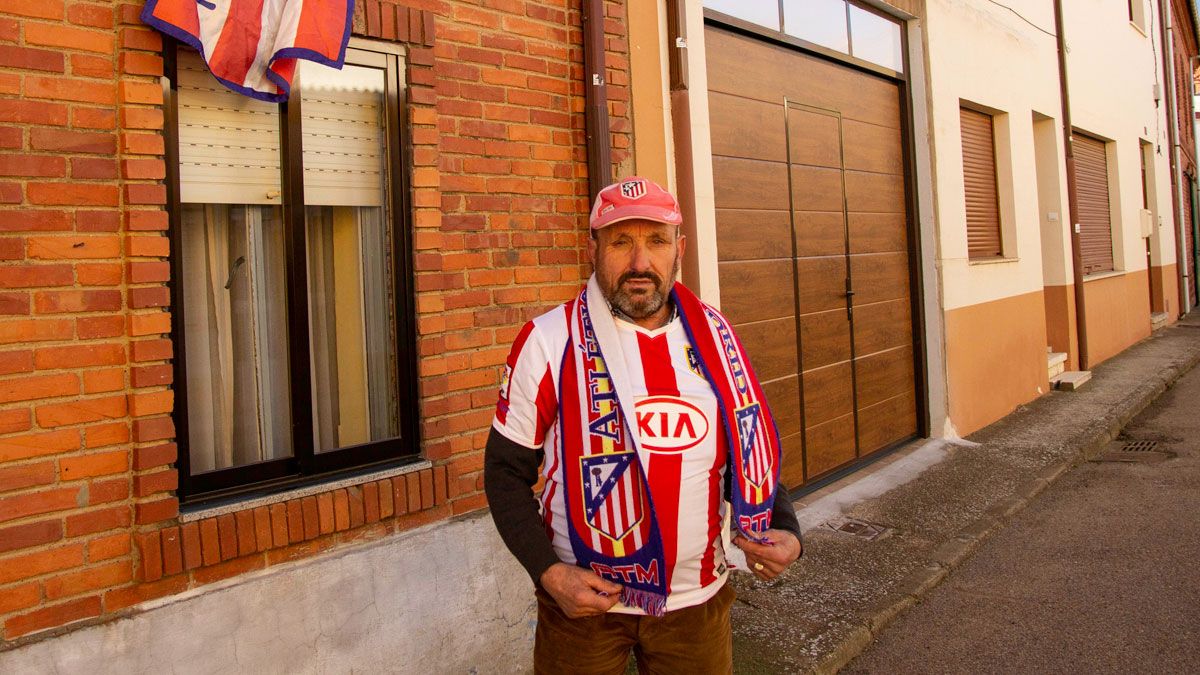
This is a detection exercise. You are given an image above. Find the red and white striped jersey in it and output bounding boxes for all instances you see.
[494,306,729,613]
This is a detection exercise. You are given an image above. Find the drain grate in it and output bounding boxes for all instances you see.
[1092,440,1173,463]
[822,516,889,541]
[1120,439,1160,452]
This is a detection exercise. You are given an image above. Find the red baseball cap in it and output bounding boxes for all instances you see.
[589,177,683,230]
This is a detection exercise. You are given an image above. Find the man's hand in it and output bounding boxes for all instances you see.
[539,562,622,618]
[733,529,802,581]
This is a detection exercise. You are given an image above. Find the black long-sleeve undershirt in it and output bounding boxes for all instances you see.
[483,427,803,584]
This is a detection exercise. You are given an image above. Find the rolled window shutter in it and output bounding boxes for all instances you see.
[176,49,282,205]
[299,60,391,207]
[960,107,1003,259]
[1074,133,1114,275]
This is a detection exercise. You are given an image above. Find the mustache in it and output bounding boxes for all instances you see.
[618,271,662,286]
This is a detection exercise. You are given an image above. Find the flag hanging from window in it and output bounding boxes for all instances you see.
[141,0,356,102]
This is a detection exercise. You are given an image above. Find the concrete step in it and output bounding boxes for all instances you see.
[1051,370,1092,391]
[1151,312,1169,331]
[1047,351,1067,379]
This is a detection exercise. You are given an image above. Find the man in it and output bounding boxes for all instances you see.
[485,177,802,673]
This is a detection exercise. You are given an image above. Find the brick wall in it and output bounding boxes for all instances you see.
[0,0,632,645]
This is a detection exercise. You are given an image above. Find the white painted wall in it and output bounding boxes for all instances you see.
[0,513,536,675]
[925,0,1175,311]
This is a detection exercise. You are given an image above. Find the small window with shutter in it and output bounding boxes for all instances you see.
[960,107,1003,259]
[166,41,417,502]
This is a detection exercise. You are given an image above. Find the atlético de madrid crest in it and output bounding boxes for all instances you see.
[736,402,772,488]
[581,451,645,542]
[619,179,647,200]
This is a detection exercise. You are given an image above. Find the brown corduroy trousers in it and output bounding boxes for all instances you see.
[533,583,735,675]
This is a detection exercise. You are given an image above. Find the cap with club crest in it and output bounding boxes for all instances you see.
[588,177,684,231]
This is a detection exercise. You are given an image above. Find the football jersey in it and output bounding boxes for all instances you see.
[493,304,729,614]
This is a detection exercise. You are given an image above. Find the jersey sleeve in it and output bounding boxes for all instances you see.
[493,320,559,449]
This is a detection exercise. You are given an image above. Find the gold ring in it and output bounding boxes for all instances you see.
[753,562,764,571]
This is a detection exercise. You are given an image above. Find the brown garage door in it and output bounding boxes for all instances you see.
[706,26,920,489]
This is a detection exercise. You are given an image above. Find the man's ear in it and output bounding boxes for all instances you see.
[587,234,597,266]
[676,233,687,266]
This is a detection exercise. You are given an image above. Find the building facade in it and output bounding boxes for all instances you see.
[0,0,1195,671]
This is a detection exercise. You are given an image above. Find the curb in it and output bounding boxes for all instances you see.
[809,331,1200,675]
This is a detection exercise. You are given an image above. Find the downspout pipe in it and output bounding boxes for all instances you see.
[1053,0,1090,370]
[582,0,612,201]
[1159,0,1191,314]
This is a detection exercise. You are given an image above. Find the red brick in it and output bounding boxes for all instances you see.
[0,182,20,203]
[45,559,131,600]
[76,210,120,232]
[0,291,28,315]
[74,261,125,286]
[419,469,435,510]
[28,183,118,207]
[125,183,166,205]
[0,209,71,233]
[36,395,128,428]
[121,158,165,180]
[68,3,113,28]
[119,80,161,105]
[87,476,127,504]
[135,497,177,525]
[269,503,288,546]
[180,522,202,570]
[83,421,128,448]
[25,23,112,54]
[72,106,116,130]
[253,506,272,552]
[0,263,73,288]
[286,499,304,543]
[160,526,182,576]
[129,390,172,417]
[0,543,84,585]
[198,518,220,566]
[103,575,187,612]
[0,349,32,375]
[87,531,131,562]
[70,157,118,179]
[434,466,448,505]
[120,52,162,77]
[33,289,121,313]
[301,496,319,540]
[120,132,164,155]
[0,1,65,21]
[133,469,176,498]
[0,460,53,492]
[0,519,62,554]
[235,510,256,556]
[191,554,264,586]
[129,311,170,336]
[378,479,394,519]
[120,107,163,130]
[392,476,409,515]
[69,53,113,79]
[5,595,101,638]
[136,531,162,582]
[0,45,64,72]
[0,582,39,616]
[126,209,167,231]
[132,442,175,471]
[30,128,115,154]
[0,99,67,125]
[78,315,125,339]
[405,473,421,512]
[0,429,80,462]
[131,364,172,388]
[127,261,168,283]
[82,369,125,395]
[120,27,162,51]
[317,492,335,535]
[0,372,78,404]
[131,338,172,362]
[59,448,127,481]
[64,504,130,537]
[215,513,237,560]
[347,486,365,528]
[129,287,170,310]
[34,342,125,369]
[0,155,66,178]
[362,481,380,524]
[333,488,350,530]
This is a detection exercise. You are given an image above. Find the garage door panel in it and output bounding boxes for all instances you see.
[857,392,918,456]
[800,308,852,370]
[779,432,804,489]
[710,91,787,162]
[852,298,912,356]
[802,361,855,426]
[848,212,908,254]
[787,108,841,169]
[790,165,844,212]
[794,211,846,257]
[761,375,801,439]
[796,256,849,313]
[734,316,798,382]
[804,414,857,479]
[712,156,790,210]
[845,170,906,214]
[854,347,915,408]
[850,252,909,305]
[716,208,792,261]
[843,119,904,175]
[719,259,794,324]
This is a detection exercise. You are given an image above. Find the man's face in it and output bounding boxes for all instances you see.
[588,219,686,327]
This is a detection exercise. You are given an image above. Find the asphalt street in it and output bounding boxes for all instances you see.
[844,355,1200,674]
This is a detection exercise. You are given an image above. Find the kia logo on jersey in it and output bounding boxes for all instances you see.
[634,396,709,453]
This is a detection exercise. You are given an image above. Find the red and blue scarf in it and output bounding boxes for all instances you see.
[559,277,781,615]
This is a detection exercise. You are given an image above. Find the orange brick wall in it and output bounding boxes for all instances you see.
[0,0,633,644]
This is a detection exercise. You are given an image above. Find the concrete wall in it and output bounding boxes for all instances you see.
[0,512,536,674]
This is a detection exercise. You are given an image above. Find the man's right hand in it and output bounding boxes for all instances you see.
[539,562,622,618]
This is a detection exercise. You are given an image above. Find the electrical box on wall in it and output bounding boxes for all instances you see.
[1139,209,1154,238]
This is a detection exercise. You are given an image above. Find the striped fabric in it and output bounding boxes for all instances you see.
[142,0,355,102]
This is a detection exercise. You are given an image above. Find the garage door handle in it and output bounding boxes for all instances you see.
[845,290,855,298]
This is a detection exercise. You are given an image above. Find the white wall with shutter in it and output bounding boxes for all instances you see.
[176,49,282,205]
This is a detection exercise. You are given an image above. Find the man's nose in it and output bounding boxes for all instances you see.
[629,242,652,271]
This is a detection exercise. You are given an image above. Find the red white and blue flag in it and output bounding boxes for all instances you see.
[141,0,355,102]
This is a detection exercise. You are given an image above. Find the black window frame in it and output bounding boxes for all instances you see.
[162,40,421,506]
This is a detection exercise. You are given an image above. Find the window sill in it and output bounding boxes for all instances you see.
[968,256,1019,266]
[1129,21,1147,38]
[179,459,433,523]
[1083,269,1124,282]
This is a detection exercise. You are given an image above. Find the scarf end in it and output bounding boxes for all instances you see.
[620,587,667,617]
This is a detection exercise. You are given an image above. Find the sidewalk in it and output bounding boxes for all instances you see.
[729,313,1200,674]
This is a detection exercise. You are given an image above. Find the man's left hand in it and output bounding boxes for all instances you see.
[732,530,802,581]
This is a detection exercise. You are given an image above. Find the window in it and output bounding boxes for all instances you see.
[165,42,418,502]
[1073,132,1115,275]
[960,107,1003,259]
[1128,1,1147,32]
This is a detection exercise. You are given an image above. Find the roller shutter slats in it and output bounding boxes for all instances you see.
[960,108,1002,258]
[1074,134,1114,275]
